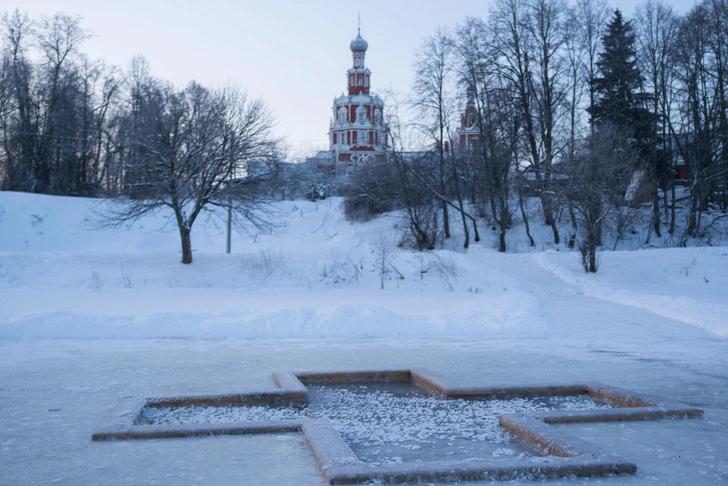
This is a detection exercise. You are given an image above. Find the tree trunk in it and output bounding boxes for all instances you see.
[499,228,507,253]
[542,196,560,244]
[687,184,699,237]
[595,218,603,246]
[568,202,577,249]
[587,225,598,273]
[439,135,450,240]
[519,193,535,247]
[461,206,470,249]
[652,184,662,238]
[180,226,193,264]
[669,183,675,235]
[442,200,450,239]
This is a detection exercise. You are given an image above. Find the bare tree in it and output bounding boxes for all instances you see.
[372,231,398,290]
[574,0,611,128]
[636,0,679,240]
[102,82,279,264]
[455,17,516,252]
[668,3,726,240]
[489,0,568,244]
[411,28,457,240]
[85,60,120,191]
[0,9,34,192]
[388,147,443,251]
[705,0,728,212]
[526,0,571,220]
[35,13,89,194]
[0,10,116,196]
[564,123,637,272]
[383,94,456,251]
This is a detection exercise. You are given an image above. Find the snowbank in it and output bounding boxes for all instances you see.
[534,249,728,337]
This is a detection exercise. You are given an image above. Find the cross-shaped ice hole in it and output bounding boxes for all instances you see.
[138,381,613,465]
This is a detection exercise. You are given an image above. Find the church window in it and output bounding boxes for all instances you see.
[355,105,367,125]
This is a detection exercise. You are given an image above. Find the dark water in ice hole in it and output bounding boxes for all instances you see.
[139,382,613,464]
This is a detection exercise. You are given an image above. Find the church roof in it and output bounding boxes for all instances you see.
[350,31,368,52]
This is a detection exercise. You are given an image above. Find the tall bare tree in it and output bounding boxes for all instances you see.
[636,0,679,239]
[456,17,516,252]
[668,4,724,239]
[35,13,89,194]
[704,0,728,211]
[489,0,567,244]
[574,0,611,128]
[0,9,34,192]
[103,82,279,264]
[0,10,115,196]
[411,28,456,240]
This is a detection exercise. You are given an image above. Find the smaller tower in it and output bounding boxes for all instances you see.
[454,87,481,151]
[348,30,370,95]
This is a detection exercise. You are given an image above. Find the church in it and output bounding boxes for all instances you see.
[307,28,477,172]
[328,29,389,165]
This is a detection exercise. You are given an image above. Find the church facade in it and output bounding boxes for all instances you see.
[328,30,388,165]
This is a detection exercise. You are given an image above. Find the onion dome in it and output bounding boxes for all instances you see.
[350,31,368,52]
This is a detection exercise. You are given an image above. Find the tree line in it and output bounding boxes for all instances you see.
[2,3,727,268]
[346,0,727,271]
[0,10,281,263]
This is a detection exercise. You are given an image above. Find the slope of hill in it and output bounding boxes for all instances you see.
[0,191,726,339]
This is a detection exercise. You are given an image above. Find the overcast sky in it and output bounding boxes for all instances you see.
[13,0,696,157]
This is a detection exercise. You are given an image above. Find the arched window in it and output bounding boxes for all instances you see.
[355,105,367,125]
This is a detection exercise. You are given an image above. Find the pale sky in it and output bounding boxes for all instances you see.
[11,0,695,158]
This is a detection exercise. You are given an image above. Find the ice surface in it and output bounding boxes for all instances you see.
[139,382,612,463]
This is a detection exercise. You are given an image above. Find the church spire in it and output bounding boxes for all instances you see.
[348,24,370,95]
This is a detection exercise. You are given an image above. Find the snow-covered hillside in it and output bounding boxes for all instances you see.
[1,191,726,339]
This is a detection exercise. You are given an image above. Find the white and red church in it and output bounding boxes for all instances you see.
[328,29,388,165]
[309,29,477,171]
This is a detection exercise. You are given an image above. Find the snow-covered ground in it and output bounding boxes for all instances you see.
[1,191,727,485]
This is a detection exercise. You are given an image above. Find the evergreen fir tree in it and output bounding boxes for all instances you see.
[589,9,655,160]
